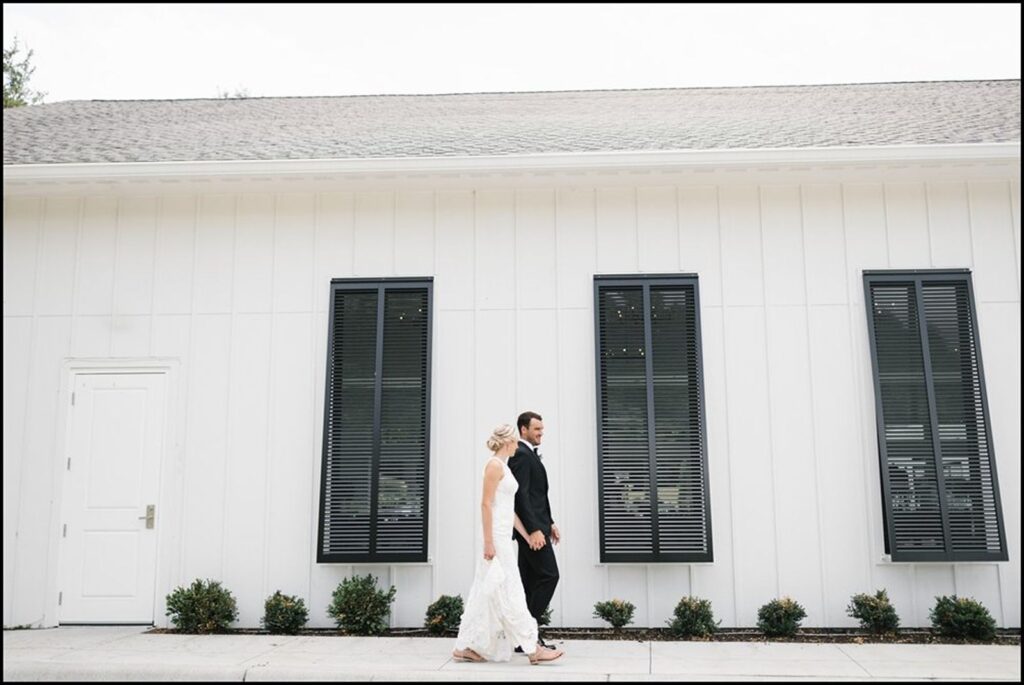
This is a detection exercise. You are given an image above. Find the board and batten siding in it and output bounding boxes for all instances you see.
[3,178,1020,629]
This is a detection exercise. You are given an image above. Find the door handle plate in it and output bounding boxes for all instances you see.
[138,504,155,529]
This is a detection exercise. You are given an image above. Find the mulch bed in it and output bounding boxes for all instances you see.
[146,626,1020,645]
[541,627,1021,645]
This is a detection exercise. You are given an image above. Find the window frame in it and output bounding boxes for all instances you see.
[317,277,433,564]
[863,268,1008,562]
[593,273,713,563]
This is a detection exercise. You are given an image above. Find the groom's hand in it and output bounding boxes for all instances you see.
[528,530,546,551]
[550,524,561,545]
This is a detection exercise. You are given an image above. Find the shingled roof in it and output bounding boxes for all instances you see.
[3,80,1019,165]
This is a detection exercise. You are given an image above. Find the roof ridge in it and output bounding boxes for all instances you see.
[34,78,1021,105]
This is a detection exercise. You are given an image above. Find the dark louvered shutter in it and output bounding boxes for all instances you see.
[376,289,430,555]
[864,271,1006,562]
[595,276,712,562]
[318,280,432,563]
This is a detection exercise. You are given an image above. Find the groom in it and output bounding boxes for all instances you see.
[509,411,560,651]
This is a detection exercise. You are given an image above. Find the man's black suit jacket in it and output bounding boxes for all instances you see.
[508,441,554,538]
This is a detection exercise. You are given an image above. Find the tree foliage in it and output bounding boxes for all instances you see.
[4,37,46,108]
[217,85,250,99]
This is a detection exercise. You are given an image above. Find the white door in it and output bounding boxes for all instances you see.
[58,372,167,623]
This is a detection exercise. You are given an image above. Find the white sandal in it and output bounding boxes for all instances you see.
[452,648,486,663]
[528,646,564,665]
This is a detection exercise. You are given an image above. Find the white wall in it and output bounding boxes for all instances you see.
[3,174,1020,629]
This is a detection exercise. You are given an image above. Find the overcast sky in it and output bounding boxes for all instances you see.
[3,3,1020,103]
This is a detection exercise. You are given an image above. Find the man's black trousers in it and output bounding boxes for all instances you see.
[514,533,559,622]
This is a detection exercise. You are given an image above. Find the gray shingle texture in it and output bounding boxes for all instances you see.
[3,80,1020,165]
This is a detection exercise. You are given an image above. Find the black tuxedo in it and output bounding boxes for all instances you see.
[508,441,559,623]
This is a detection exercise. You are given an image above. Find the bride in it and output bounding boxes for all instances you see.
[451,424,565,665]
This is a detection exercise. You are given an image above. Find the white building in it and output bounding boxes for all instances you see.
[3,81,1019,630]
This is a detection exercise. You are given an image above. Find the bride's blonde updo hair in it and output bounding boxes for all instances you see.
[486,423,517,453]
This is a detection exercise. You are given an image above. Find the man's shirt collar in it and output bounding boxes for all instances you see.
[519,439,541,457]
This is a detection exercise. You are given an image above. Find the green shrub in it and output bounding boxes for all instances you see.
[593,598,636,629]
[537,607,552,627]
[262,590,309,635]
[929,595,997,641]
[847,589,899,634]
[165,578,238,634]
[424,594,463,635]
[757,596,807,637]
[667,596,718,638]
[327,574,397,635]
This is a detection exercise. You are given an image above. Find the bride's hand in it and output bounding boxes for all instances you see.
[483,541,496,560]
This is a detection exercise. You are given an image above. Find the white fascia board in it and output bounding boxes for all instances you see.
[3,143,1020,184]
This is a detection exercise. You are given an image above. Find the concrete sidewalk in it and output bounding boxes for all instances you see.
[3,626,1020,681]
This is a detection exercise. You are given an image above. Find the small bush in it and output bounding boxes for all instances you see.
[593,598,636,629]
[262,590,309,635]
[165,578,238,634]
[667,596,718,638]
[327,574,397,635]
[757,596,807,637]
[847,589,899,634]
[929,595,997,641]
[424,594,463,635]
[537,607,552,627]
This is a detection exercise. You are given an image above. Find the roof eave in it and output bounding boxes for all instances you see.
[3,143,1020,185]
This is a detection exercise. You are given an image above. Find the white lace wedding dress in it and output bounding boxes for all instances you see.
[453,457,539,661]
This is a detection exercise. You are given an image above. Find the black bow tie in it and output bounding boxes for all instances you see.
[534,449,542,459]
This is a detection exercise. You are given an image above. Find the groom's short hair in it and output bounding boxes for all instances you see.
[517,411,543,434]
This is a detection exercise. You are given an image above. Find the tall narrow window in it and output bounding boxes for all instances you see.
[594,275,712,562]
[864,270,1007,562]
[318,279,432,563]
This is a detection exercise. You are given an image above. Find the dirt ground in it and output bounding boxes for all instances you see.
[148,625,1020,645]
[538,627,1021,645]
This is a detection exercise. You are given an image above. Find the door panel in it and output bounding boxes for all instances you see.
[59,372,166,623]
